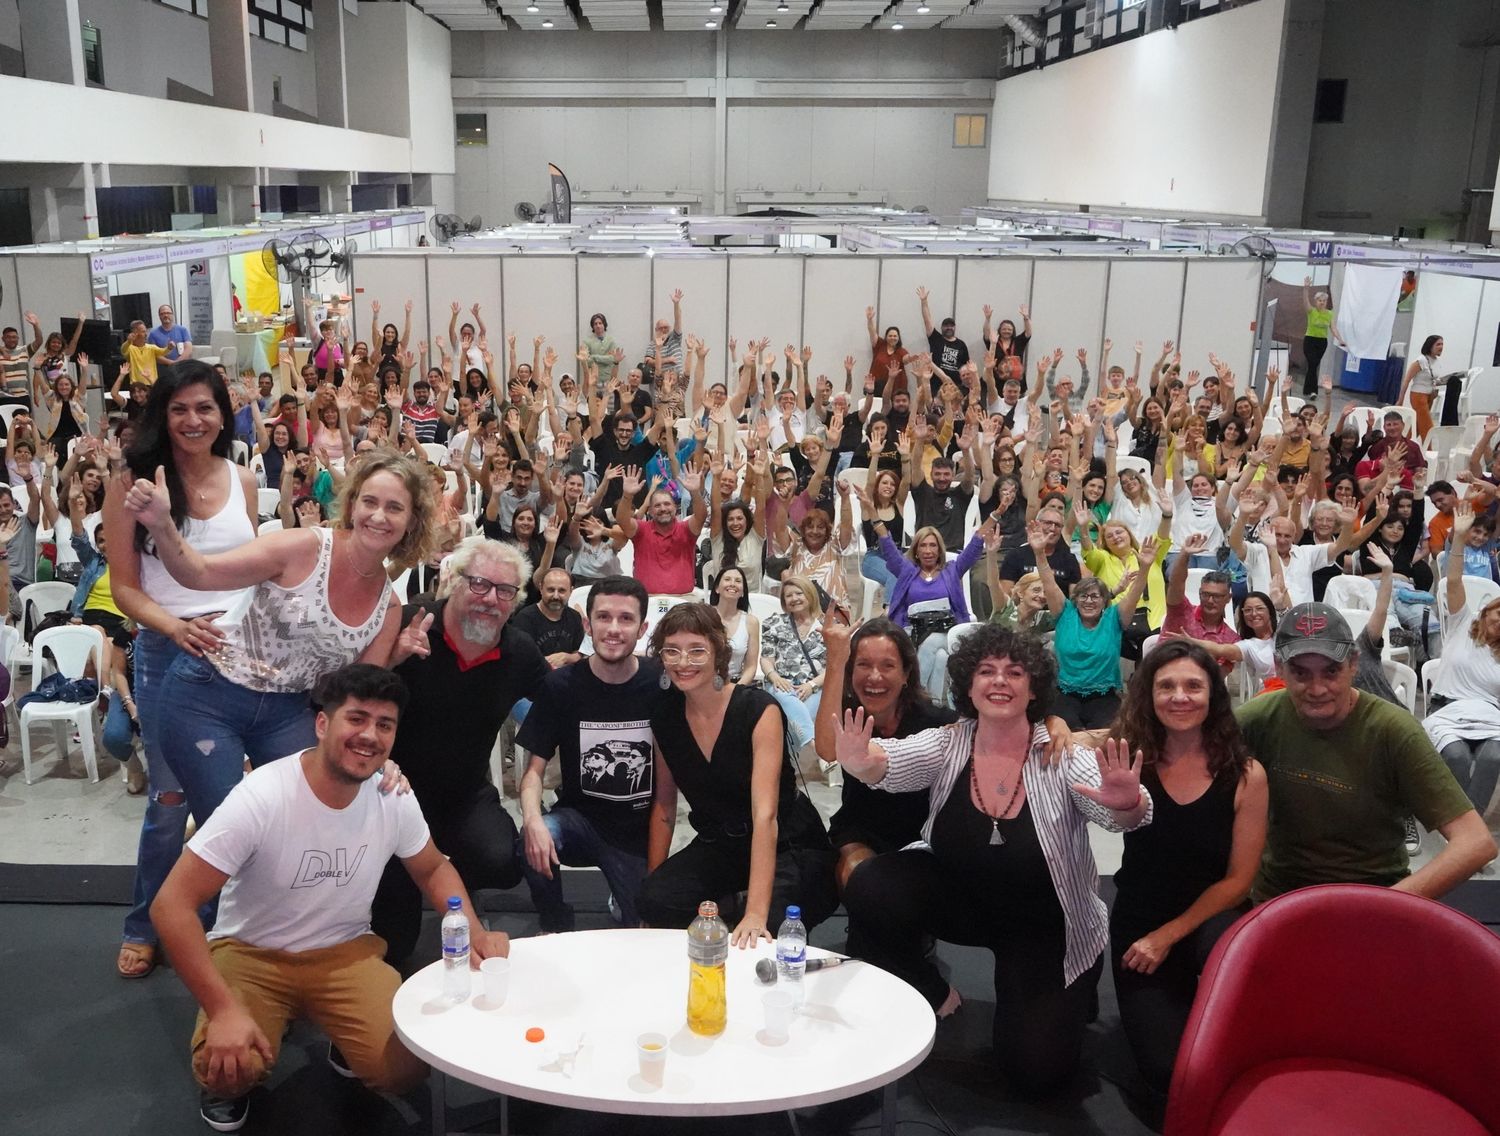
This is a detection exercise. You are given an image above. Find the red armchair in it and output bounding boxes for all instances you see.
[1165,883,1500,1136]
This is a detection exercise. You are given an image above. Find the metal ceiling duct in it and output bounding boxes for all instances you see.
[1002,13,1045,48]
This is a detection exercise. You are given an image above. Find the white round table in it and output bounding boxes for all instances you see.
[393,928,935,1135]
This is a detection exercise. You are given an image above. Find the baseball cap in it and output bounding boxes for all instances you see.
[1274,602,1355,664]
[940,317,957,329]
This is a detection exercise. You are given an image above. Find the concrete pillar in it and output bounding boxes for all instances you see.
[28,164,97,242]
[310,0,349,129]
[207,0,253,112]
[311,172,354,214]
[214,174,261,226]
[18,0,84,86]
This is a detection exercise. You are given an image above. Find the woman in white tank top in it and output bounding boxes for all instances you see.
[103,363,260,979]
[121,450,438,863]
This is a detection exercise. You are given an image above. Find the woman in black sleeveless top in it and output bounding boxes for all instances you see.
[1108,639,1267,1113]
[638,603,836,946]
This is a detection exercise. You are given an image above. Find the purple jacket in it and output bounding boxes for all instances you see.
[880,532,985,628]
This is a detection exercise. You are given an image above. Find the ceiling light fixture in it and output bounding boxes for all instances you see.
[710,3,723,11]
[891,22,904,30]
[541,17,553,26]
[766,18,776,25]
[917,3,930,11]
[777,2,790,10]
[706,19,717,27]
[526,3,539,10]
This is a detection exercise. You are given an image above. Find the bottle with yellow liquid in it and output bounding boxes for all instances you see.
[686,900,728,1036]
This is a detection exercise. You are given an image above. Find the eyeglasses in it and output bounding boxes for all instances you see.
[462,573,520,601]
[658,646,712,664]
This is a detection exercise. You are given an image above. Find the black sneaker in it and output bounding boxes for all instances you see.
[327,1042,357,1079]
[1404,816,1423,854]
[199,1093,249,1132]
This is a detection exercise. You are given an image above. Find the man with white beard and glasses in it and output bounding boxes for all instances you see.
[517,576,666,931]
[368,536,549,962]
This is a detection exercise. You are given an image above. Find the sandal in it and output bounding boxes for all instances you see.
[124,756,147,796]
[118,941,157,979]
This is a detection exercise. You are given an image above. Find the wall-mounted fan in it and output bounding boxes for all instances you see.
[1226,235,1278,277]
[261,237,304,283]
[430,213,465,243]
[328,239,355,286]
[514,201,540,223]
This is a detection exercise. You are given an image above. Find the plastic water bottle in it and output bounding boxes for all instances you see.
[776,905,807,1005]
[441,897,470,1004]
[686,900,729,1036]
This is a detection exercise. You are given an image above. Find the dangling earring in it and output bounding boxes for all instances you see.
[659,669,672,690]
[712,674,725,691]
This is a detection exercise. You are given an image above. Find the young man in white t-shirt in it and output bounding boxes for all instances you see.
[152,665,508,1133]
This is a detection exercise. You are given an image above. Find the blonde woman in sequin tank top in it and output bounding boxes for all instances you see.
[121,452,440,833]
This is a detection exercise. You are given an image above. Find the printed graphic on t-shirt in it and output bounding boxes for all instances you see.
[936,343,962,373]
[290,844,369,889]
[578,718,653,805]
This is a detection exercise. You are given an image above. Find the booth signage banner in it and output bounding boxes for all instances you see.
[1309,240,1334,262]
[370,217,392,231]
[185,260,214,343]
[90,247,168,274]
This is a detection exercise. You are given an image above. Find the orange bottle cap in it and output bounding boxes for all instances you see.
[525,1027,545,1043]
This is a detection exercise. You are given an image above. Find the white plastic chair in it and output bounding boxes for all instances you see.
[1430,367,1481,426]
[1422,425,1465,481]
[1115,455,1151,480]
[230,439,251,467]
[1382,658,1418,715]
[390,567,412,603]
[0,404,24,434]
[1183,568,1209,606]
[256,488,282,519]
[19,624,106,784]
[1324,574,1377,611]
[10,581,77,677]
[568,583,592,618]
[421,442,448,466]
[946,621,982,655]
[250,451,267,488]
[258,518,284,534]
[747,592,782,625]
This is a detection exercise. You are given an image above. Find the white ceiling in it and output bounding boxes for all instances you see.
[419,0,1041,32]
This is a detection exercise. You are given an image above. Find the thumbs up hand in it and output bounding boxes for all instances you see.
[124,464,174,529]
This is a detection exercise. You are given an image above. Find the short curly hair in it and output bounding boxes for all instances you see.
[946,624,1056,722]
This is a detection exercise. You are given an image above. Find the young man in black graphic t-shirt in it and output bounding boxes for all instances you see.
[517,576,666,931]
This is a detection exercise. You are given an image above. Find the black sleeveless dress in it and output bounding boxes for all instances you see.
[1111,762,1239,952]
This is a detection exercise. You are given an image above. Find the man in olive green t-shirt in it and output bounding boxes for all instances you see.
[1236,603,1494,902]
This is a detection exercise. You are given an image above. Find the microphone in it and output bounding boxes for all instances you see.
[755,956,856,983]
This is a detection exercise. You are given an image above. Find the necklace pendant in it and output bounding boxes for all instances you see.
[989,819,1004,847]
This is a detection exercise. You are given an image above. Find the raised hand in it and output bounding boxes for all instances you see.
[916,286,929,302]
[1076,738,1144,811]
[621,465,644,497]
[124,465,173,529]
[834,707,878,775]
[670,288,683,304]
[395,609,435,661]
[1452,500,1475,542]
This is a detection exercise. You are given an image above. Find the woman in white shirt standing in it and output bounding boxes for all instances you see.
[1426,503,1500,812]
[1398,334,1443,442]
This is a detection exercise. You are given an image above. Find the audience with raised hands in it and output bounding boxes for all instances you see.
[5,284,1499,1124]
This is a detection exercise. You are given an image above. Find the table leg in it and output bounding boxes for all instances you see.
[784,1108,803,1136]
[500,1092,510,1136]
[880,1079,897,1136]
[430,1069,447,1136]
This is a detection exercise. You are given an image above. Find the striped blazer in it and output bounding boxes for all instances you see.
[878,718,1153,986]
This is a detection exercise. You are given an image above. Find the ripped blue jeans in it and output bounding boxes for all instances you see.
[157,653,317,837]
[122,630,189,947]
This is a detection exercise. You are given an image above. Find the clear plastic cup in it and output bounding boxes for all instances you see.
[761,989,794,1043]
[480,957,510,1005]
[636,1032,668,1086]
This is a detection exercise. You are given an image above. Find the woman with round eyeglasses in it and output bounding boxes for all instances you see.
[637,603,837,946]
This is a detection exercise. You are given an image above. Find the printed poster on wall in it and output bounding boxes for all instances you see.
[186,260,214,343]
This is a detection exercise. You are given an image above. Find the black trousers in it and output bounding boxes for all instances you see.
[844,848,1101,1098]
[1302,335,1329,395]
[370,783,522,962]
[1055,690,1121,731]
[636,832,838,934]
[1110,907,1244,1102]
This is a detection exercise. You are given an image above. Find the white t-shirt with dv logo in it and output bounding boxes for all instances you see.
[190,753,430,953]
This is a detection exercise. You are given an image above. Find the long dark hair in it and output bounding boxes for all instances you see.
[840,618,928,723]
[709,565,750,612]
[1111,639,1251,781]
[718,498,752,573]
[124,360,235,551]
[1235,590,1278,639]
